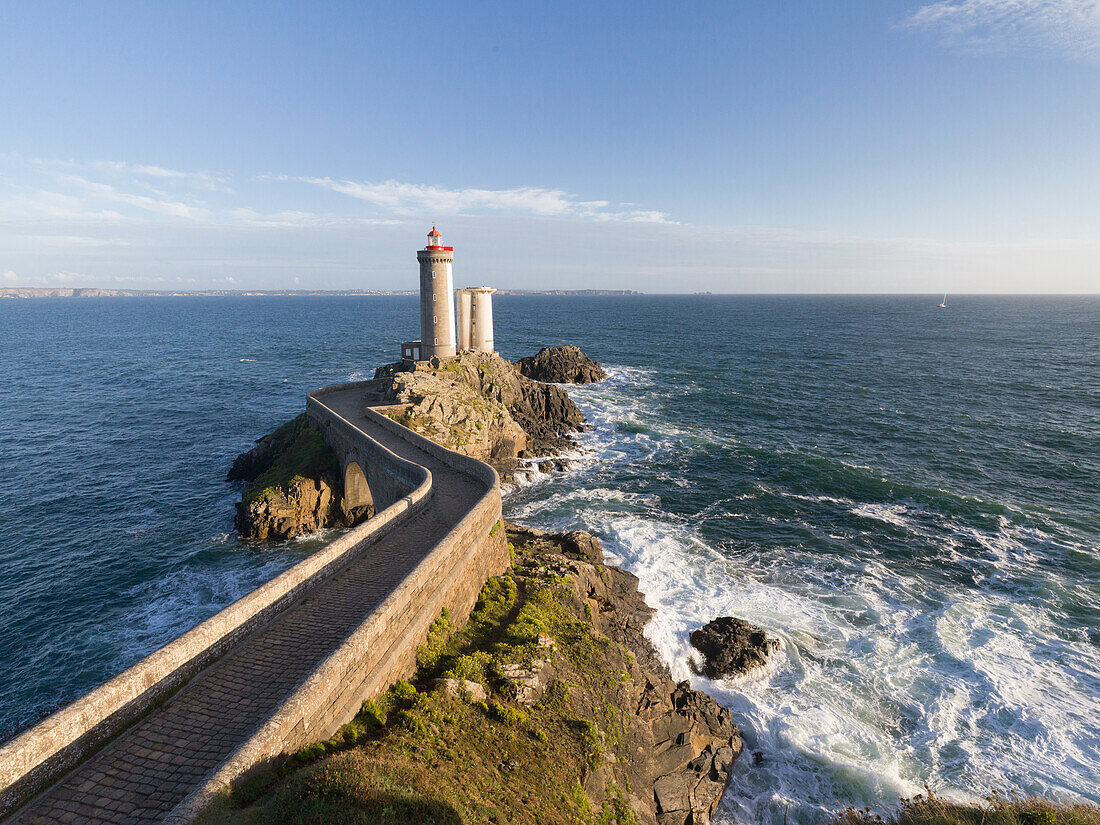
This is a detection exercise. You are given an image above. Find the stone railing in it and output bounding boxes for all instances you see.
[163,384,508,822]
[0,380,510,824]
[0,393,432,819]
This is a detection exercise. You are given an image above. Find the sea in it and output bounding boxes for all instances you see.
[1,295,1097,823]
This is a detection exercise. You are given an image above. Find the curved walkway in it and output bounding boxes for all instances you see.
[5,387,488,825]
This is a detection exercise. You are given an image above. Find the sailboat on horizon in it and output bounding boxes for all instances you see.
[939,293,947,308]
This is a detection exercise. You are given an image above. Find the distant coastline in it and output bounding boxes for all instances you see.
[0,287,643,299]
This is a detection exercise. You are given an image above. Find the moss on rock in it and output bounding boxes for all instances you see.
[196,527,741,825]
[230,414,371,541]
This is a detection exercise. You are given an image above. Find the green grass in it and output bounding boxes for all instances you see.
[243,414,339,504]
[830,791,1100,825]
[196,528,640,825]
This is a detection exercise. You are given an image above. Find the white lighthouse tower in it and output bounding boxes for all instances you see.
[416,226,457,360]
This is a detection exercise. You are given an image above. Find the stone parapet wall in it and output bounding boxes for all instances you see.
[305,387,426,510]
[165,385,508,822]
[1,380,507,824]
[0,397,433,820]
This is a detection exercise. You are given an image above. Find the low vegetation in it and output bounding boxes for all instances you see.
[196,529,638,825]
[242,414,338,504]
[830,791,1100,825]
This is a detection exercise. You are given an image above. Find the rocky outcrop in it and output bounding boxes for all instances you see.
[370,350,589,479]
[230,414,372,541]
[690,617,780,680]
[234,474,369,541]
[515,345,607,384]
[509,525,741,824]
[374,367,530,462]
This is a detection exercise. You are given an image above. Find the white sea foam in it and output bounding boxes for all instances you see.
[850,502,919,529]
[106,548,303,668]
[504,363,1100,823]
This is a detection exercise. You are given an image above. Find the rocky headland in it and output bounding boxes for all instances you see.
[212,344,746,822]
[369,348,589,472]
[516,345,608,384]
[200,526,741,825]
[230,346,604,541]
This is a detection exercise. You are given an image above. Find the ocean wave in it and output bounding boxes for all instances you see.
[504,361,1100,823]
[850,502,920,529]
[105,550,302,669]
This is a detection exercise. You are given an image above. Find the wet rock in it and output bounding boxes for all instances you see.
[515,345,607,384]
[690,617,780,679]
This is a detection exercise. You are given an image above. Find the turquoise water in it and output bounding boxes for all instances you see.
[1,295,1097,821]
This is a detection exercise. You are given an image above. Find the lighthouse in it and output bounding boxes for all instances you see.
[416,226,457,360]
[401,226,497,364]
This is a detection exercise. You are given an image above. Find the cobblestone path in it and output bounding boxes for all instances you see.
[7,389,486,825]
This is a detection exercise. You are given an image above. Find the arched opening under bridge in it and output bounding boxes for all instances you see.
[342,461,375,525]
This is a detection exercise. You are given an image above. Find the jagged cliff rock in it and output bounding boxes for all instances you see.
[230,346,602,535]
[507,525,742,825]
[515,345,607,384]
[370,350,588,479]
[230,414,372,541]
[690,617,780,680]
[201,526,741,825]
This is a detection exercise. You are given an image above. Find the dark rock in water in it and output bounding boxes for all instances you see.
[227,438,275,482]
[690,617,780,679]
[511,374,585,454]
[515,345,607,384]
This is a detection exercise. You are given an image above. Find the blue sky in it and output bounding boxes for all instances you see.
[1,1,1097,292]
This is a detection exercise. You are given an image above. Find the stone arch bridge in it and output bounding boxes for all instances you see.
[0,382,510,825]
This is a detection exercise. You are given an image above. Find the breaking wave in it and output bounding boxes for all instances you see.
[504,361,1100,824]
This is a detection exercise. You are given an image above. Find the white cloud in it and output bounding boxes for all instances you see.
[47,271,84,283]
[90,160,234,192]
[224,207,401,229]
[289,177,671,223]
[2,154,1096,292]
[2,154,669,228]
[60,175,208,220]
[903,0,1100,59]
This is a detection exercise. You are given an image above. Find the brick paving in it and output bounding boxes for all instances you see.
[7,390,486,825]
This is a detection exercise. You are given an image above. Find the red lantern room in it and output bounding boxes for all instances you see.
[425,226,451,251]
